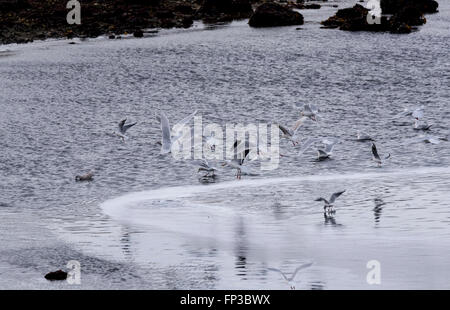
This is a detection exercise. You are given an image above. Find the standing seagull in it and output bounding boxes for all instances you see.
[371,143,390,166]
[160,110,197,154]
[315,190,346,214]
[268,262,313,290]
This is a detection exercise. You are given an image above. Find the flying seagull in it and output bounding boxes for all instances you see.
[371,143,390,166]
[317,138,338,160]
[315,190,346,214]
[160,110,197,154]
[119,118,137,135]
[268,262,313,290]
[114,118,137,141]
[294,103,320,122]
[277,117,307,146]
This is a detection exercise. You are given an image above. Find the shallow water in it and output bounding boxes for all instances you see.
[0,0,449,289]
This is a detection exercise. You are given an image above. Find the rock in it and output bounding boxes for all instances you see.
[108,34,116,39]
[45,270,68,281]
[133,30,144,37]
[304,4,321,10]
[391,22,412,33]
[390,6,426,27]
[321,4,389,31]
[381,0,439,14]
[249,3,304,27]
[198,0,253,21]
[75,172,94,182]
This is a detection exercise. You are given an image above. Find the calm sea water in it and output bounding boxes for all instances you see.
[0,0,449,289]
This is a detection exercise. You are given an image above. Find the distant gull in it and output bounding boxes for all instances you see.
[356,131,374,142]
[159,110,197,154]
[315,190,346,214]
[415,134,447,145]
[268,262,313,290]
[371,143,390,166]
[75,172,93,182]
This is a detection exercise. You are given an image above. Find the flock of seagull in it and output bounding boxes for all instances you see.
[71,102,447,289]
[76,103,445,218]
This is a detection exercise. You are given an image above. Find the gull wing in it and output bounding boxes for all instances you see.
[267,268,288,282]
[329,190,346,203]
[289,262,313,281]
[372,143,380,161]
[315,197,329,205]
[298,138,317,155]
[278,124,292,137]
[160,112,172,154]
[118,119,126,132]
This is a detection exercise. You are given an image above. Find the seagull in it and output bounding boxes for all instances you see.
[317,138,338,160]
[222,148,252,179]
[268,262,313,290]
[119,118,137,135]
[414,120,432,131]
[295,103,320,122]
[160,110,197,154]
[371,143,390,166]
[396,106,424,119]
[315,190,346,214]
[114,118,137,141]
[204,133,220,152]
[356,131,374,142]
[75,172,94,182]
[277,117,306,146]
[415,135,447,145]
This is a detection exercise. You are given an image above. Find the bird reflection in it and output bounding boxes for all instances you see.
[373,198,386,225]
[323,213,342,227]
[234,217,248,279]
[309,281,326,290]
[120,226,132,259]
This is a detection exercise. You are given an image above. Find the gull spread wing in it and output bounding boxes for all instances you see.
[329,190,346,203]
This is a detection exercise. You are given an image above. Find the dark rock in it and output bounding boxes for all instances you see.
[109,34,116,39]
[198,0,253,21]
[390,6,426,27]
[391,22,412,33]
[304,4,321,10]
[45,270,67,281]
[321,4,390,31]
[249,3,304,27]
[381,0,439,14]
[133,30,144,37]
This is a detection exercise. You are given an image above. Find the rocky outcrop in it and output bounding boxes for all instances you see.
[321,1,438,34]
[249,3,304,27]
[381,0,439,14]
[321,4,389,31]
[198,0,253,23]
[0,0,200,45]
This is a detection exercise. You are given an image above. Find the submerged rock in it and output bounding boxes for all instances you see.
[45,270,67,281]
[249,3,304,28]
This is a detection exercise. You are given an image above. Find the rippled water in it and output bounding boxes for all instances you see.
[1,0,449,289]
